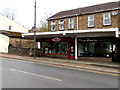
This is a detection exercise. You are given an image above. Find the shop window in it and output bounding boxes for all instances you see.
[51,21,56,31]
[42,42,68,54]
[59,19,65,30]
[68,18,74,29]
[103,12,111,26]
[78,42,113,57]
[88,15,94,27]
[95,43,101,48]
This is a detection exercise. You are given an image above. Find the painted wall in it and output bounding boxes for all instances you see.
[0,34,9,53]
[0,14,28,33]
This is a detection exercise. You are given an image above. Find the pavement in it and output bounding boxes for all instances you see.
[0,53,119,75]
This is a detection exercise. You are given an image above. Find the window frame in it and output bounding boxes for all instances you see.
[59,19,65,30]
[88,15,94,27]
[103,12,111,26]
[68,18,74,29]
[51,21,56,31]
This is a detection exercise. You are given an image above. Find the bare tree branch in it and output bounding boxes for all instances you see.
[3,7,17,20]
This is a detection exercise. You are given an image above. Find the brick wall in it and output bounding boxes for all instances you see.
[8,47,41,56]
[78,57,112,62]
[8,37,40,56]
[78,10,118,30]
[118,10,120,29]
[48,10,119,31]
[41,54,68,59]
[9,38,36,48]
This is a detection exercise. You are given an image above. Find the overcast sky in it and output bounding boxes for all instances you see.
[0,0,118,29]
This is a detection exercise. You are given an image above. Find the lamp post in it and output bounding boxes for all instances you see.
[34,0,36,59]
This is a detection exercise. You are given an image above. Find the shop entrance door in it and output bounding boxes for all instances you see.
[68,43,75,59]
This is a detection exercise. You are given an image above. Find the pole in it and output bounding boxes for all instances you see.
[34,0,36,59]
[75,37,78,60]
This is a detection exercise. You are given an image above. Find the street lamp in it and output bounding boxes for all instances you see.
[34,0,36,59]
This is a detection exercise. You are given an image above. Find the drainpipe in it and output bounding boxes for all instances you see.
[76,14,79,30]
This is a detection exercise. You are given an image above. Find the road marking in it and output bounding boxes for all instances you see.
[9,68,62,82]
[43,63,119,76]
[32,62,119,76]
[20,60,118,76]
[3,58,119,76]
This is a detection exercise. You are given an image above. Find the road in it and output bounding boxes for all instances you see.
[1,57,118,88]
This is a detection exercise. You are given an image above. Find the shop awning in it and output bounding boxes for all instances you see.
[22,28,119,38]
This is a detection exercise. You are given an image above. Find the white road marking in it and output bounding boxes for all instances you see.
[9,68,62,82]
[3,58,118,76]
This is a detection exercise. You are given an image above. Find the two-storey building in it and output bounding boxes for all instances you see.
[23,1,120,62]
[0,13,36,55]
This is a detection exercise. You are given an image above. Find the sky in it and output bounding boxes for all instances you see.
[0,0,119,29]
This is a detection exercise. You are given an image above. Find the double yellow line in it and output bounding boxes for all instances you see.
[6,58,119,77]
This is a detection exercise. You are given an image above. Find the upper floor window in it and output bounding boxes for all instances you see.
[59,19,65,30]
[51,21,56,31]
[68,18,74,29]
[9,25,12,30]
[103,12,111,26]
[88,15,94,27]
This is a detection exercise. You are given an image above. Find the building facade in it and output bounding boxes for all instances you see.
[0,14,28,33]
[0,13,36,55]
[23,1,120,62]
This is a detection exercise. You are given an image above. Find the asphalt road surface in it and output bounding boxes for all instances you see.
[1,57,118,88]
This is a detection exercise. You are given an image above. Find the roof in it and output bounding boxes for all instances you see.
[0,30,22,38]
[48,1,120,20]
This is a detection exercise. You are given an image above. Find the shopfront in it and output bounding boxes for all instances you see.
[77,37,118,58]
[40,37,119,60]
[22,28,120,62]
[40,37,75,59]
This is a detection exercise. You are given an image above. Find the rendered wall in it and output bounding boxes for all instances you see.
[0,14,28,33]
[0,34,9,53]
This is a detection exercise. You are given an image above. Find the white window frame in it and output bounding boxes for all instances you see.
[51,21,56,31]
[88,15,94,27]
[68,18,74,29]
[59,19,65,30]
[103,12,111,26]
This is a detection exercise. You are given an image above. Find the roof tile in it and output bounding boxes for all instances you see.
[48,1,120,20]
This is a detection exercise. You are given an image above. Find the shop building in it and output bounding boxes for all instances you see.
[23,1,120,62]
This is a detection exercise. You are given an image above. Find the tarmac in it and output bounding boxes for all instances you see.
[0,53,119,75]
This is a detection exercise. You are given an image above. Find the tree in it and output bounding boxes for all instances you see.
[37,13,52,32]
[3,8,17,20]
[37,18,48,32]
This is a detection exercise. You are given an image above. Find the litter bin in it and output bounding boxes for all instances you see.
[112,50,120,62]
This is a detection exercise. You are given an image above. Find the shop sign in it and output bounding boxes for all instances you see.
[52,37,61,42]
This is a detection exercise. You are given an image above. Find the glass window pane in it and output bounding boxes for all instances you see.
[78,42,113,57]
[42,41,68,54]
[104,13,109,18]
[105,19,110,25]
[89,21,94,26]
